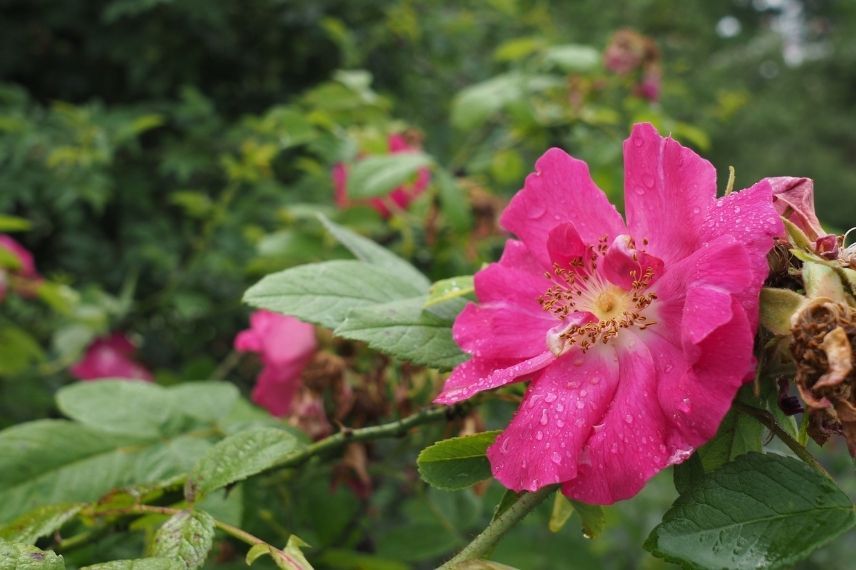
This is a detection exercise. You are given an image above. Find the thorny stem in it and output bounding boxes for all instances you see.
[274,402,474,470]
[734,401,833,479]
[438,485,558,569]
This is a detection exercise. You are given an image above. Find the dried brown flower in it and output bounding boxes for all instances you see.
[791,297,856,455]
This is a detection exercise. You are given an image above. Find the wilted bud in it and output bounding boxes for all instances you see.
[790,298,856,456]
[768,177,828,242]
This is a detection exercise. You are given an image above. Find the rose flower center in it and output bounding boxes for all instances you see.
[540,235,658,356]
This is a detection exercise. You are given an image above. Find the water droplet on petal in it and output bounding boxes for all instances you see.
[545,392,557,403]
[633,137,644,148]
[557,419,565,427]
[556,402,564,412]
[536,430,543,440]
[580,389,587,397]
[692,207,700,215]
[634,186,646,195]
[576,400,585,410]
[624,414,633,424]
[501,438,510,454]
[642,174,655,188]
[540,409,549,425]
[527,199,547,219]
[550,452,562,464]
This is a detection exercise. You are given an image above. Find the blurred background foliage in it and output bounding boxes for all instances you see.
[1,0,854,568]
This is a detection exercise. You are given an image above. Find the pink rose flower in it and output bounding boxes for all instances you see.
[71,332,153,382]
[235,310,317,416]
[0,234,41,301]
[434,123,784,504]
[333,133,431,218]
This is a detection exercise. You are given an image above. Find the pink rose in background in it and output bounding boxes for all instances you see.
[635,67,662,102]
[603,29,662,103]
[333,133,431,218]
[0,234,41,301]
[435,123,784,504]
[235,310,317,416]
[71,332,153,381]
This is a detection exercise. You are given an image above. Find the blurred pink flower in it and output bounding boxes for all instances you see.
[0,234,41,301]
[333,133,431,218]
[235,310,317,416]
[435,123,784,504]
[635,68,661,102]
[71,332,153,382]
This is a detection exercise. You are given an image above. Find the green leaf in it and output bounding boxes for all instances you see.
[317,214,429,290]
[0,325,44,375]
[167,382,240,424]
[570,500,605,539]
[152,510,214,570]
[417,431,499,490]
[434,169,472,232]
[451,73,523,130]
[347,152,433,199]
[548,492,574,533]
[424,276,474,308]
[0,503,84,544]
[55,381,238,438]
[542,44,600,71]
[782,218,812,250]
[697,394,762,472]
[0,539,64,569]
[185,427,302,500]
[645,452,856,570]
[492,490,522,522]
[80,559,179,570]
[247,535,314,570]
[0,214,32,232]
[547,492,605,538]
[244,260,424,330]
[0,420,212,522]
[493,36,545,61]
[672,452,705,495]
[335,296,467,369]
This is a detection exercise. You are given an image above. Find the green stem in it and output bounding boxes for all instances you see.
[438,485,557,569]
[86,504,267,547]
[734,401,832,479]
[275,403,472,469]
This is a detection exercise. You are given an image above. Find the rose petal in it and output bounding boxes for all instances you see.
[488,348,620,492]
[501,148,625,269]
[623,123,717,264]
[433,352,555,405]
